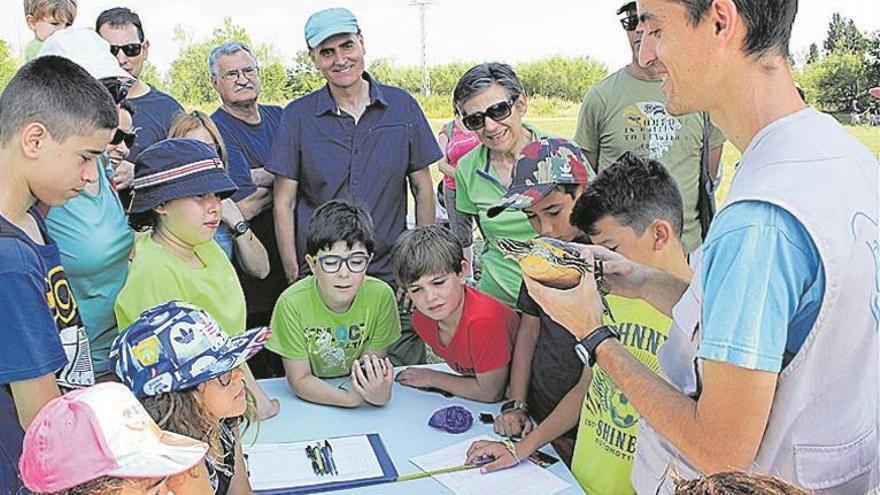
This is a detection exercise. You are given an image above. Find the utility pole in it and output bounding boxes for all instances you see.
[409,0,434,97]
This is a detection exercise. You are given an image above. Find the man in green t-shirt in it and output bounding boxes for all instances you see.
[573,1,725,254]
[266,201,401,408]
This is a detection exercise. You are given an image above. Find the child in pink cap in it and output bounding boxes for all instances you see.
[19,382,208,495]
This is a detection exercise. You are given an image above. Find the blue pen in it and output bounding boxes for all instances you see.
[319,443,335,476]
[324,440,338,475]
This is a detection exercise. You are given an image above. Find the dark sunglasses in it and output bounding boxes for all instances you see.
[110,128,136,148]
[109,42,143,58]
[462,95,519,131]
[620,14,639,31]
[100,78,132,105]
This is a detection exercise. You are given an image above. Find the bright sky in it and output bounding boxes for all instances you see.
[2,0,878,75]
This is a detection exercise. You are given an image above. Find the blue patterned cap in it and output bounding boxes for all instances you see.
[109,301,271,398]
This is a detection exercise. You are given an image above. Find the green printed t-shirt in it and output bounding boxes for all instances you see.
[25,39,42,62]
[454,123,543,308]
[574,67,726,253]
[267,275,402,378]
[115,235,246,337]
[572,295,672,495]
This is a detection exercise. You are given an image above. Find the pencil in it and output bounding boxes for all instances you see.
[396,463,483,482]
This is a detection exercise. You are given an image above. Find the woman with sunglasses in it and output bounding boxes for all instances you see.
[39,28,138,380]
[168,110,270,281]
[111,300,271,495]
[116,138,281,422]
[451,62,545,309]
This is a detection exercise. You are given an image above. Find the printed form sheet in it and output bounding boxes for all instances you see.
[246,435,385,491]
[409,435,570,495]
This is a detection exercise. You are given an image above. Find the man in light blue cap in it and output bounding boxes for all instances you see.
[268,7,443,366]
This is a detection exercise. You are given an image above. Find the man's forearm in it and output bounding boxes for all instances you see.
[593,339,769,473]
[635,268,690,317]
[237,187,272,220]
[251,167,275,188]
[409,169,435,226]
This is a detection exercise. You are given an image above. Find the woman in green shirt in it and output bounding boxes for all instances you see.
[452,62,541,308]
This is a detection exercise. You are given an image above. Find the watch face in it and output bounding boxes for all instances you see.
[234,221,249,234]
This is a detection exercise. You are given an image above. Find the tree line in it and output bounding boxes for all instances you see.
[0,13,876,117]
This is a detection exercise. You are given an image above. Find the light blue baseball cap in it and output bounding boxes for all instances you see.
[304,7,360,49]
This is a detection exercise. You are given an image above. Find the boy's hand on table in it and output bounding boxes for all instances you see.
[466,440,523,473]
[494,409,532,438]
[394,367,438,389]
[351,355,393,406]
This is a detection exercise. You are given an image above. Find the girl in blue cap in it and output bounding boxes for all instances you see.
[111,300,271,495]
[115,138,280,421]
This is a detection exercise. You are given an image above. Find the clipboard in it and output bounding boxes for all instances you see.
[247,433,398,494]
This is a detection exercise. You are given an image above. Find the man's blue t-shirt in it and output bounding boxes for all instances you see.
[0,210,69,494]
[266,73,443,285]
[211,104,283,202]
[128,85,183,160]
[699,200,825,372]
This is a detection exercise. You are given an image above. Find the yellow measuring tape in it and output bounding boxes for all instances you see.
[396,463,482,482]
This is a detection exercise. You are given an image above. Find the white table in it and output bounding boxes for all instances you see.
[249,364,584,494]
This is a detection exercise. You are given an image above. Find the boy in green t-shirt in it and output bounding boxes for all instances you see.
[267,200,401,408]
[467,151,690,495]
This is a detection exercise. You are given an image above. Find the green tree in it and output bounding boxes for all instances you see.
[0,39,17,92]
[516,56,607,101]
[867,30,880,86]
[285,50,325,99]
[806,43,820,65]
[799,52,869,112]
[823,13,867,55]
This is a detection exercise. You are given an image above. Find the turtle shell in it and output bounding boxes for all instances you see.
[497,237,591,289]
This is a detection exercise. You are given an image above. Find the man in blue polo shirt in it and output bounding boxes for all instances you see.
[268,8,441,365]
[209,41,287,382]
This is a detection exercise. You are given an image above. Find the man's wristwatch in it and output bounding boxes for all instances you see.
[500,399,528,415]
[232,220,250,238]
[574,325,619,367]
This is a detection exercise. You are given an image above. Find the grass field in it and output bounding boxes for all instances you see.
[429,117,879,206]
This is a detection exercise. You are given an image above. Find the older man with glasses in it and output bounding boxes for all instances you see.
[574,0,725,255]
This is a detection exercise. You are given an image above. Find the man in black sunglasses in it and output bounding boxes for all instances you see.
[96,7,183,171]
[573,0,724,256]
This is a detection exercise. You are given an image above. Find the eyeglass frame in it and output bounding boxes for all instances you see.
[218,66,260,82]
[109,42,143,58]
[619,13,639,31]
[461,94,520,132]
[316,252,373,274]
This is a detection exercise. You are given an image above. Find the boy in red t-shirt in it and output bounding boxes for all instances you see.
[391,225,518,402]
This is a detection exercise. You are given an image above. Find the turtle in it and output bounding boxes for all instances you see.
[496,237,615,322]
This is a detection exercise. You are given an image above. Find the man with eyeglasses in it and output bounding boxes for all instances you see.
[96,7,183,168]
[574,1,725,255]
[268,8,442,366]
[209,41,288,381]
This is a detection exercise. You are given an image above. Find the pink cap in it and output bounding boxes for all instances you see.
[19,382,208,493]
[870,87,880,99]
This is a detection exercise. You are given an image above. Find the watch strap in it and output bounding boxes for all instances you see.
[574,325,619,367]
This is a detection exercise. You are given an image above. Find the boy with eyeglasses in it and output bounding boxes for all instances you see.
[23,0,76,61]
[267,200,401,408]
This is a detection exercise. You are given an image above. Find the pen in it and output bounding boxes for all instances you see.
[305,446,320,476]
[313,443,327,475]
[324,440,338,475]
[319,443,334,476]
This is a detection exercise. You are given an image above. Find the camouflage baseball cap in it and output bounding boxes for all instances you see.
[487,137,590,218]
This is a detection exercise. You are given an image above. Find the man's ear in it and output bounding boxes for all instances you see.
[516,91,529,115]
[650,219,673,251]
[708,0,739,44]
[25,15,38,31]
[141,39,151,59]
[19,122,50,159]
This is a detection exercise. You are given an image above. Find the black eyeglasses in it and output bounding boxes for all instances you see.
[100,77,133,105]
[110,128,136,148]
[220,66,259,82]
[109,42,143,58]
[620,14,639,31]
[317,253,371,274]
[461,95,519,131]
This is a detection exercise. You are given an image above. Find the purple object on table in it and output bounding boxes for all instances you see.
[428,405,473,434]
